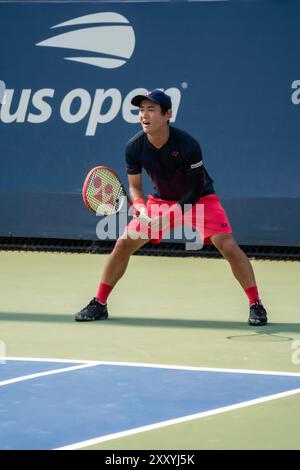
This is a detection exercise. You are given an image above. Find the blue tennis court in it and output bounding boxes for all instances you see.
[1,358,300,450]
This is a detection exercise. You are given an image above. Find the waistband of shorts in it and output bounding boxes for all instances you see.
[147,194,219,204]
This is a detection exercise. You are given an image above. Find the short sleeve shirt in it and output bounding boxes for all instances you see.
[126,126,215,200]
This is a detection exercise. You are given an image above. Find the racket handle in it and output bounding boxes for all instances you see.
[135,208,152,226]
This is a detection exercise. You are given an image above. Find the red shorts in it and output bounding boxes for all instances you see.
[127,194,232,245]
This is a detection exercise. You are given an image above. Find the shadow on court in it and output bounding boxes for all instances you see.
[0,312,299,335]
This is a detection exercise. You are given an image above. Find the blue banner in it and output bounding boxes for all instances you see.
[0,1,299,245]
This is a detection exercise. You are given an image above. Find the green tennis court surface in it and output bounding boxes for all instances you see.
[1,251,300,449]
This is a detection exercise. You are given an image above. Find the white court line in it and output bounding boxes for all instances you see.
[56,387,300,450]
[4,356,300,377]
[3,357,300,449]
[2,356,98,364]
[90,360,300,377]
[0,362,99,387]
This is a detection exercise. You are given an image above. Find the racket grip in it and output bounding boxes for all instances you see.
[133,197,147,212]
[136,213,152,226]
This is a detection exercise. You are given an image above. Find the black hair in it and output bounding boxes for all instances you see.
[160,106,169,115]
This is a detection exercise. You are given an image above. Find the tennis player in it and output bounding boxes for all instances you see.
[75,89,268,326]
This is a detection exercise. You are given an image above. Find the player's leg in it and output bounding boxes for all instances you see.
[90,197,178,318]
[192,195,268,326]
[74,229,150,322]
[210,233,256,288]
[100,230,150,288]
[210,233,267,325]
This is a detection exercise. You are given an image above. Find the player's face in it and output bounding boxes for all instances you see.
[139,99,171,134]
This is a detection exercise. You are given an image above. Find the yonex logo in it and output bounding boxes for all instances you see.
[36,12,135,69]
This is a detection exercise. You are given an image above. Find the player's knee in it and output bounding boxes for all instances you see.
[221,239,241,259]
[214,235,238,258]
[114,237,140,256]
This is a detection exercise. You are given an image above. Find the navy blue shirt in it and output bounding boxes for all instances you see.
[125,126,215,201]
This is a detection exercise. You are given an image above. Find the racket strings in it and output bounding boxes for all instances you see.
[86,169,126,215]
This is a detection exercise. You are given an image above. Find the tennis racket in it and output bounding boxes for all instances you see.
[82,166,129,215]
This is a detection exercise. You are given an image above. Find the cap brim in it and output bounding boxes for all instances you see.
[131,95,158,107]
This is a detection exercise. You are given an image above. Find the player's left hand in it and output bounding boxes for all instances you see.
[135,206,152,227]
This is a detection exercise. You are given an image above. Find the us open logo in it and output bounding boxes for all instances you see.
[291,80,300,105]
[0,80,5,104]
[36,12,135,69]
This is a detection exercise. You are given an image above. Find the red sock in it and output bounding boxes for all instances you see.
[245,286,261,305]
[96,282,113,304]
